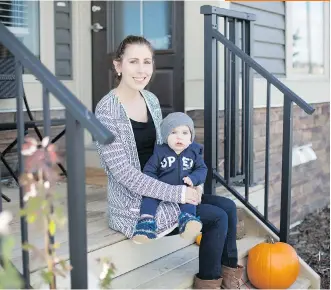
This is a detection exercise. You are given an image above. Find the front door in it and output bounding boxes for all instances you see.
[91,1,184,116]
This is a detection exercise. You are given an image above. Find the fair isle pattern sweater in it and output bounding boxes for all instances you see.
[94,89,185,238]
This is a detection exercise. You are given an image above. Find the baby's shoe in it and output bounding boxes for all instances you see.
[132,217,157,244]
[178,212,202,240]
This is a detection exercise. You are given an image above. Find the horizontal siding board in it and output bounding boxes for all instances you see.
[236,58,285,76]
[254,58,285,75]
[254,42,285,59]
[231,1,285,15]
[230,1,286,77]
[231,5,285,29]
[54,1,72,79]
[234,25,285,46]
[254,25,285,45]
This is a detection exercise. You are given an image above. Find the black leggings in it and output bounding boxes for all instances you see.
[167,194,238,280]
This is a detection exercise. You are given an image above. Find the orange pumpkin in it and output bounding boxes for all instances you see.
[247,239,300,289]
[196,234,202,246]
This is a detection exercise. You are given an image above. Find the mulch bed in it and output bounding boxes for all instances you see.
[289,205,330,289]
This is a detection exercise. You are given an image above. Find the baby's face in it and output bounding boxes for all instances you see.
[167,125,192,153]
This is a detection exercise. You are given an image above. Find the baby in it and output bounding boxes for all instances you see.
[132,112,208,244]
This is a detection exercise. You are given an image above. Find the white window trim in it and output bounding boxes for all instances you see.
[20,1,54,84]
[2,2,43,83]
[285,1,330,81]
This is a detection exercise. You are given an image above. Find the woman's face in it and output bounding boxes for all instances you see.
[114,44,154,91]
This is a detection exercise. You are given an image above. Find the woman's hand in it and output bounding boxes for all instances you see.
[194,185,203,196]
[184,186,201,205]
[183,176,193,187]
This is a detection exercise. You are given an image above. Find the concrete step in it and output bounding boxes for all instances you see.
[130,234,265,289]
[240,276,311,289]
[30,234,194,288]
[111,244,199,289]
[139,262,311,290]
[127,237,311,290]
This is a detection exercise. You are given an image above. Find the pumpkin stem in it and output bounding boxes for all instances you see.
[267,235,275,244]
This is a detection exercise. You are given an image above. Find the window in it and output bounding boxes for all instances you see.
[0,1,40,59]
[289,1,327,75]
[113,1,173,50]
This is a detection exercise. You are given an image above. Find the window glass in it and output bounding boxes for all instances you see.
[113,1,172,50]
[291,1,324,75]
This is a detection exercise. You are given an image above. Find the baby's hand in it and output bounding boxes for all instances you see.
[183,176,193,187]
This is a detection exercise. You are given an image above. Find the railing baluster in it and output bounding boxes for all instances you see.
[264,82,271,219]
[0,162,2,264]
[229,18,240,179]
[42,86,56,287]
[0,162,2,212]
[279,98,293,243]
[42,86,51,136]
[224,17,231,184]
[241,20,246,177]
[214,15,219,175]
[66,113,88,288]
[248,21,255,186]
[15,59,30,287]
[216,26,219,175]
[203,13,218,195]
[247,21,254,187]
[243,20,252,201]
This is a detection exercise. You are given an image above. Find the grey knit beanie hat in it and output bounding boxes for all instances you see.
[160,112,195,144]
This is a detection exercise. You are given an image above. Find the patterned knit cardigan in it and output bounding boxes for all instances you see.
[95,89,185,238]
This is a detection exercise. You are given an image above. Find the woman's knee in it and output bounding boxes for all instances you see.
[202,194,237,223]
[225,198,237,214]
[214,208,228,225]
[216,196,236,214]
[204,193,236,210]
[222,198,237,223]
[215,209,229,233]
[210,208,229,237]
[198,204,228,232]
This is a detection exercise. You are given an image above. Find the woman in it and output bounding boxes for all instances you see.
[95,35,243,289]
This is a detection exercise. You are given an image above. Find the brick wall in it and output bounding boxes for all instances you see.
[187,102,330,227]
[0,110,66,179]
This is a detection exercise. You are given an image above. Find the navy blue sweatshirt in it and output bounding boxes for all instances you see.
[143,141,208,186]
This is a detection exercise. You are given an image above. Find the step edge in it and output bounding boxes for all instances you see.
[134,246,199,289]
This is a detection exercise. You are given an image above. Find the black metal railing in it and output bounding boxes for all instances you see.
[0,22,114,289]
[200,5,315,243]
